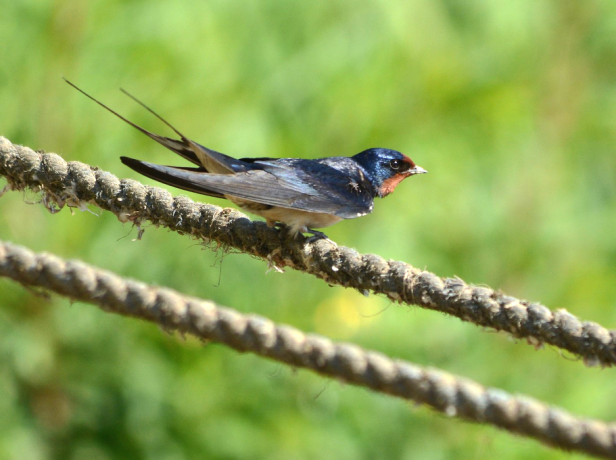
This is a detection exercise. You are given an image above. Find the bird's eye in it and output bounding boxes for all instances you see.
[389,159,401,170]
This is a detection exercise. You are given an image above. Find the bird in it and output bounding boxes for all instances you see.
[65,79,427,239]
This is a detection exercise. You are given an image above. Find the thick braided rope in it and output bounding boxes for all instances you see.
[0,239,615,458]
[1,136,616,367]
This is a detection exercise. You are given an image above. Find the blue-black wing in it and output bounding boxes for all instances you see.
[120,157,376,218]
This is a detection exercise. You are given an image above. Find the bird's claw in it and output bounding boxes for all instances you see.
[304,228,331,243]
[273,223,331,243]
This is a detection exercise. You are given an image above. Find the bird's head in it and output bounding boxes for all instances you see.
[353,148,426,198]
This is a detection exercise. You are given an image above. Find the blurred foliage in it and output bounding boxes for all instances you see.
[1,0,616,458]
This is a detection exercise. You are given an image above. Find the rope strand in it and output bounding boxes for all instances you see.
[1,136,615,367]
[0,239,615,458]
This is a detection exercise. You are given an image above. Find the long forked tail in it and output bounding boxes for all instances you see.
[63,78,201,166]
[64,78,241,174]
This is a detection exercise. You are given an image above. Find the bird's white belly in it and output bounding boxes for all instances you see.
[231,198,342,234]
[259,207,343,230]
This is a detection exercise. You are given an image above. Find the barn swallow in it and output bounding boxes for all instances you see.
[65,79,426,239]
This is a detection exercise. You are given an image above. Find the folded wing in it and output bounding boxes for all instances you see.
[121,157,375,218]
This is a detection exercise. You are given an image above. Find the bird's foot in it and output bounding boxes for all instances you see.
[304,228,331,243]
[273,223,330,243]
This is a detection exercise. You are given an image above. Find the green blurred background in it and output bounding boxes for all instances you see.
[1,0,616,458]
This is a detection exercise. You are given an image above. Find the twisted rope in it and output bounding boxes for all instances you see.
[0,239,615,458]
[1,136,616,367]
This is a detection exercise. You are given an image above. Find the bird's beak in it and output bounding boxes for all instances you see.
[409,165,427,175]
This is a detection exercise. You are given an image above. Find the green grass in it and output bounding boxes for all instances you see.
[1,1,616,459]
